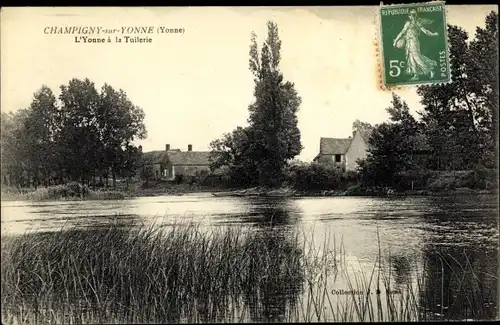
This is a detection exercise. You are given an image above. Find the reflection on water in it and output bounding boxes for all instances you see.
[244,227,303,323]
[1,193,498,322]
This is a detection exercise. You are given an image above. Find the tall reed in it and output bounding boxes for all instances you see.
[1,222,305,324]
[1,221,497,324]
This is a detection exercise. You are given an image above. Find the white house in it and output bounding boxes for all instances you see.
[312,130,369,171]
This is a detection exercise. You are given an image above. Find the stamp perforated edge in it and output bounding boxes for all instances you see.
[374,0,453,91]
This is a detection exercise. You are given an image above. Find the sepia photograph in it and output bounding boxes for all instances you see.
[1,4,498,323]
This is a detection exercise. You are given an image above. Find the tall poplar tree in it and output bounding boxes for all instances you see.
[210,21,303,187]
[247,21,303,186]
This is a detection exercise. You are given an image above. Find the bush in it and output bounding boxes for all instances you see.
[140,166,155,181]
[288,162,347,191]
[344,183,368,196]
[88,190,126,200]
[395,167,434,191]
[65,181,90,197]
[461,165,498,190]
[46,185,68,198]
[26,182,90,200]
[199,174,231,188]
[343,170,361,187]
[427,173,458,192]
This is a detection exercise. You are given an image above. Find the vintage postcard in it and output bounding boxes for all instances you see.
[1,5,498,324]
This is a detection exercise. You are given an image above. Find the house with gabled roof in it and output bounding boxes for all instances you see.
[138,144,215,181]
[166,150,213,180]
[313,130,370,172]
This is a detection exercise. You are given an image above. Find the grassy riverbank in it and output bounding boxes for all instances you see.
[0,180,233,201]
[2,182,494,202]
[1,166,496,201]
[133,166,497,198]
[1,221,495,323]
[0,182,126,201]
[129,181,233,197]
[129,179,497,199]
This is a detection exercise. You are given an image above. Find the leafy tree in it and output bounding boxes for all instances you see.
[417,26,479,170]
[247,22,302,186]
[98,84,147,188]
[1,78,147,189]
[21,86,61,188]
[209,126,258,186]
[360,94,424,189]
[140,165,155,183]
[1,110,29,187]
[55,79,147,188]
[1,88,61,188]
[58,78,102,183]
[352,119,374,141]
[360,123,410,189]
[417,12,498,169]
[467,11,498,166]
[116,144,142,187]
[211,21,302,187]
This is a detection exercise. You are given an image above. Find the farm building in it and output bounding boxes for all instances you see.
[138,144,213,181]
[313,130,370,172]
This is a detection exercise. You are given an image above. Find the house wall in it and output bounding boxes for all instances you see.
[138,163,165,180]
[170,165,211,179]
[315,154,346,169]
[345,132,368,171]
[154,163,163,179]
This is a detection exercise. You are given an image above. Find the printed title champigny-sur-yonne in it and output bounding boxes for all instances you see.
[44,26,184,44]
[43,26,184,35]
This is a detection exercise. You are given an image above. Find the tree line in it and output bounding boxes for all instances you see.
[209,12,497,191]
[360,11,498,191]
[1,79,147,189]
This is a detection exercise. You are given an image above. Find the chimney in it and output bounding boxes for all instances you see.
[188,144,193,152]
[165,144,170,151]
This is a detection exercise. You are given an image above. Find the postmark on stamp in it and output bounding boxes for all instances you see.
[378,1,451,88]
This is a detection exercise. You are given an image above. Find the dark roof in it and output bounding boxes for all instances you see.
[319,138,352,155]
[168,151,211,166]
[141,149,181,165]
[142,151,168,165]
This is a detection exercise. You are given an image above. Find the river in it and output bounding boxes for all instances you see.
[1,193,498,322]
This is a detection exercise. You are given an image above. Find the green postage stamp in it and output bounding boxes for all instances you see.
[378,1,451,88]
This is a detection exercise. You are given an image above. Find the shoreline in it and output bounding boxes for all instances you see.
[208,188,496,198]
[133,184,497,198]
[2,186,495,202]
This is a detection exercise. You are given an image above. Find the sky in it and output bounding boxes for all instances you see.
[1,5,497,161]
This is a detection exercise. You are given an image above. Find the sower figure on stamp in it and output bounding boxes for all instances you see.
[393,9,439,81]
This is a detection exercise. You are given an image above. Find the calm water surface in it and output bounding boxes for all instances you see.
[1,193,498,322]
